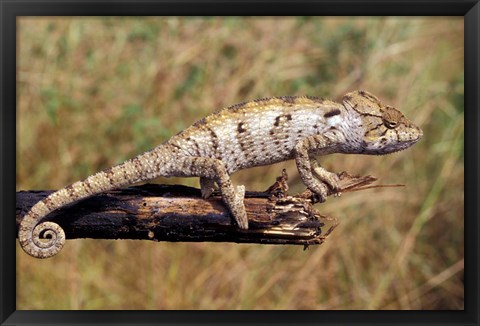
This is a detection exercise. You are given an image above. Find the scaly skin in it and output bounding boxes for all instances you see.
[18,90,423,258]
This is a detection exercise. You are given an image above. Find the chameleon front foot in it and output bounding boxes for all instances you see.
[311,160,341,192]
[309,183,330,203]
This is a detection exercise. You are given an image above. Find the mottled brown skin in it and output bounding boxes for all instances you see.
[18,90,423,258]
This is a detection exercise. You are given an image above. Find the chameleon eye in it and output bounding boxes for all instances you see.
[383,120,398,129]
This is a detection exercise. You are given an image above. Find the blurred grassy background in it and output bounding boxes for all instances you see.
[16,17,464,310]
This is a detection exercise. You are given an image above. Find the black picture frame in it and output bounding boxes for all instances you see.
[1,1,478,325]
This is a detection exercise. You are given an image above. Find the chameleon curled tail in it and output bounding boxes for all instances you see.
[19,149,164,258]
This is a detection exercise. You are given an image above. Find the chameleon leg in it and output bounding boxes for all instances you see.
[172,157,248,229]
[294,136,339,202]
[199,177,218,199]
[310,159,341,191]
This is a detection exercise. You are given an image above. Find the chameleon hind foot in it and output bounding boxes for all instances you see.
[231,185,248,230]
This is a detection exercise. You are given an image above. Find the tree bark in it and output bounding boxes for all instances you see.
[15,170,378,247]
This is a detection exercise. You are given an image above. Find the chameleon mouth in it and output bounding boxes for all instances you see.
[377,138,421,155]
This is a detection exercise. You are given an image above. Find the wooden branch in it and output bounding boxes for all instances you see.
[16,170,381,247]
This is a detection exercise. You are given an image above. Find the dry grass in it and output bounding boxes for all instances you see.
[16,17,464,310]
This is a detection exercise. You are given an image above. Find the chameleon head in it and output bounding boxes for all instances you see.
[342,90,423,155]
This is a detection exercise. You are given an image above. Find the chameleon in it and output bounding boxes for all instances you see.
[18,90,423,258]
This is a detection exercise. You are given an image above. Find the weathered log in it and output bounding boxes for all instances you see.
[15,170,380,246]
